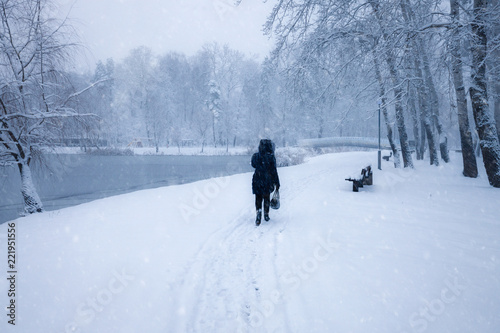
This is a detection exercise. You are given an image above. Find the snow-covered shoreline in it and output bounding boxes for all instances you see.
[51,146,251,156]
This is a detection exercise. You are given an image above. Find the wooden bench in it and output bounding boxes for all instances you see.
[345,165,373,192]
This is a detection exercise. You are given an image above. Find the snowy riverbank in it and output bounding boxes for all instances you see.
[52,146,251,156]
[1,151,499,332]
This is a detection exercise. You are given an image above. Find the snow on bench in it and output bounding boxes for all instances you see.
[345,165,373,192]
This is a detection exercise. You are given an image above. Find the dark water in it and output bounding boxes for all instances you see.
[0,154,252,224]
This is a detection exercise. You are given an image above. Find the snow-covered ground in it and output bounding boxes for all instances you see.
[1,151,499,332]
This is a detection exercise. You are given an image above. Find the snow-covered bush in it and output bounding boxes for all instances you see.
[275,147,312,167]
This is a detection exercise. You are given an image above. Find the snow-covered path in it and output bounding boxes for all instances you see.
[173,211,284,332]
[1,152,499,332]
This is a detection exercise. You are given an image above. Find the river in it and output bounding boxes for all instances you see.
[0,154,253,224]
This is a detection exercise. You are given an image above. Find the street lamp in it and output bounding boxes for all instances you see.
[377,98,382,170]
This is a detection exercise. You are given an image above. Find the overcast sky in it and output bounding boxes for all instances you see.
[58,0,275,71]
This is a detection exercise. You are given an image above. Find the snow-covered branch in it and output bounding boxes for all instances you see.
[60,78,111,108]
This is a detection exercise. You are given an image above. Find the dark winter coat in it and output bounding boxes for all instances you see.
[251,139,280,195]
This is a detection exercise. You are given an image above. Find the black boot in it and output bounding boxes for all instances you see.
[264,198,270,221]
[256,209,262,226]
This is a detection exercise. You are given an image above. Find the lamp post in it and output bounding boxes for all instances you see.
[377,99,382,170]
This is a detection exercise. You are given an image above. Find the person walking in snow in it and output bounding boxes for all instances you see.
[251,139,280,226]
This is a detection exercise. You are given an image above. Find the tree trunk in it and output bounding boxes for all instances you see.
[470,0,500,187]
[382,101,401,168]
[390,65,413,168]
[423,116,439,166]
[399,0,443,165]
[370,0,413,168]
[212,115,217,148]
[450,0,478,178]
[414,56,439,166]
[400,0,439,165]
[318,111,324,139]
[407,80,422,160]
[18,161,44,214]
[420,44,450,163]
[154,131,159,154]
[490,0,500,142]
[373,50,401,167]
[495,76,500,143]
[419,119,426,161]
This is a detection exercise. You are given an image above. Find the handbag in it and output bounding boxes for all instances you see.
[270,189,280,210]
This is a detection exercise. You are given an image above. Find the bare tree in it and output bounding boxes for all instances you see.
[399,0,442,165]
[449,0,478,178]
[369,0,414,168]
[487,0,500,142]
[412,46,440,166]
[207,79,222,147]
[0,0,99,214]
[201,43,246,147]
[469,0,500,187]
[372,45,401,167]
[265,0,415,167]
